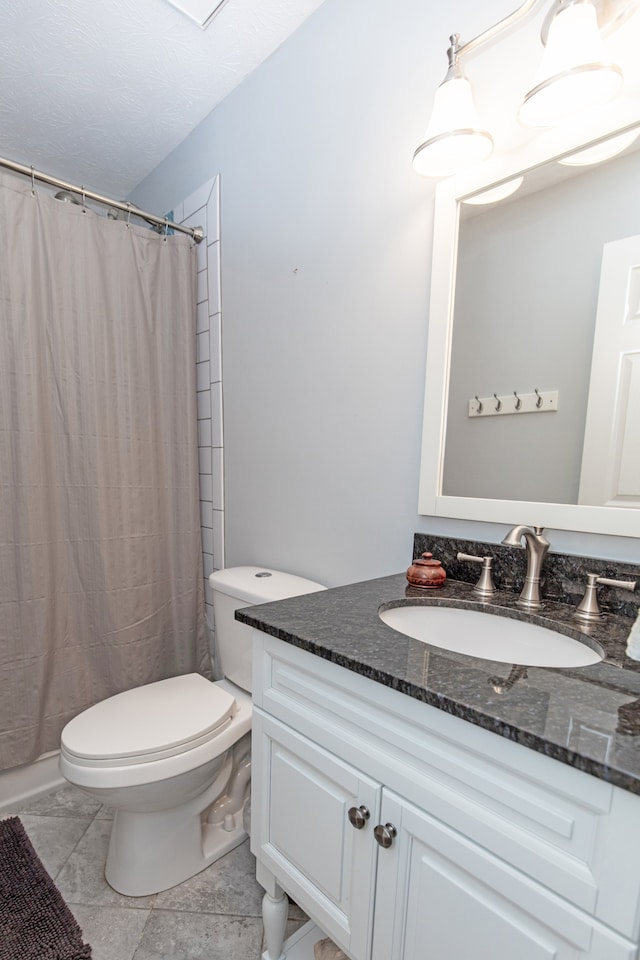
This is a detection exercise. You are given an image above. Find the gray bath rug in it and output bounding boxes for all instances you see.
[0,815,92,960]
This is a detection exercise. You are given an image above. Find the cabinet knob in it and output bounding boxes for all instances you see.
[373,823,397,848]
[347,805,370,830]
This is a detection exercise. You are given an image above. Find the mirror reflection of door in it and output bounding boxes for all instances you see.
[578,234,640,507]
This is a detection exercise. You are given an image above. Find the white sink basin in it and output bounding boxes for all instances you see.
[378,603,603,668]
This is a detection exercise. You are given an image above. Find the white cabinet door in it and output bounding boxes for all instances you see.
[372,791,636,960]
[251,710,380,959]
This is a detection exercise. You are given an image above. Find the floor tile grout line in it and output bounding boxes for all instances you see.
[128,905,156,960]
[51,807,103,883]
[147,907,264,918]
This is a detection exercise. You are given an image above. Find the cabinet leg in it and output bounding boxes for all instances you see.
[262,886,289,960]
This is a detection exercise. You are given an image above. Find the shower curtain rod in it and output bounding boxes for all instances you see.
[0,154,204,243]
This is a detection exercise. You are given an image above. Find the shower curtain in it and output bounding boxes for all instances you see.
[0,171,209,770]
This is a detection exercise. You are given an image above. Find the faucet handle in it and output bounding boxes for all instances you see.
[457,552,496,598]
[574,573,637,623]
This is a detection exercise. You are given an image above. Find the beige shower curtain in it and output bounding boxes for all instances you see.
[0,171,209,770]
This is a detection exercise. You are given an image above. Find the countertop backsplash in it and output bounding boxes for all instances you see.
[413,532,640,619]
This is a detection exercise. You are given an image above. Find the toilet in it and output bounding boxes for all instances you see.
[59,566,325,896]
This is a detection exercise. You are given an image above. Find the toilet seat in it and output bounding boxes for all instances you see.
[61,674,236,767]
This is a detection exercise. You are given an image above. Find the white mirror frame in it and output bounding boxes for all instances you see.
[418,109,640,538]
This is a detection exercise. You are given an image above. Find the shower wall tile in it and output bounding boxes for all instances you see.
[196,389,211,422]
[211,447,224,511]
[204,578,213,607]
[196,269,207,305]
[182,209,207,235]
[211,382,223,447]
[196,300,209,334]
[199,474,213,503]
[209,314,222,384]
[201,526,214,557]
[196,331,209,363]
[202,552,214,580]
[183,179,214,220]
[213,510,225,571]
[207,188,220,244]
[198,446,212,476]
[200,501,213,530]
[196,360,210,393]
[197,418,212,449]
[175,175,223,663]
[196,239,207,273]
[207,242,221,314]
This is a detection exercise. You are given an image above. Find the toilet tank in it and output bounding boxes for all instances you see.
[208,566,326,692]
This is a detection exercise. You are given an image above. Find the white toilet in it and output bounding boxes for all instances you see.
[59,566,325,896]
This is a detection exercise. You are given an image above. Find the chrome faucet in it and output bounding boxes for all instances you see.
[501,525,550,610]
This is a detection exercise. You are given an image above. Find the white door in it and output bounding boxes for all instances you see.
[578,234,640,506]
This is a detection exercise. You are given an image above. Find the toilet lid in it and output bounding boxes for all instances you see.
[61,674,237,763]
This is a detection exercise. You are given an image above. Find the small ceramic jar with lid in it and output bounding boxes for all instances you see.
[406,552,446,589]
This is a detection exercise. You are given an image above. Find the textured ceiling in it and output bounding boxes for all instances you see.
[0,0,326,197]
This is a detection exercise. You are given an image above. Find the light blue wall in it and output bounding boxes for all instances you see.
[130,0,639,586]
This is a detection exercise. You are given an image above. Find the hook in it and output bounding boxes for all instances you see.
[81,186,86,213]
[30,166,36,197]
[475,395,483,413]
[534,388,543,409]
[513,390,522,410]
[126,202,132,228]
[494,393,502,412]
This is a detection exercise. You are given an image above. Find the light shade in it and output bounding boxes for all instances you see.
[559,127,640,164]
[519,1,623,127]
[413,36,493,178]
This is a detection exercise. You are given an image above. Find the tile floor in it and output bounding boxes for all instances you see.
[4,784,307,959]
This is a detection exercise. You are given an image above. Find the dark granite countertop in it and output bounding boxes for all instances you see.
[237,572,640,795]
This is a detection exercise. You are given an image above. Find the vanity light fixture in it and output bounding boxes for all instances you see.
[412,34,493,179]
[519,0,623,127]
[413,0,638,179]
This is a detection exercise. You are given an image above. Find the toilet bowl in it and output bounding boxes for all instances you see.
[59,566,326,896]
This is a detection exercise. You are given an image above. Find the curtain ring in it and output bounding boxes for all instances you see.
[475,395,483,414]
[30,166,36,197]
[164,220,169,241]
[534,388,543,408]
[126,202,132,228]
[81,186,86,213]
[513,391,522,410]
[494,393,502,412]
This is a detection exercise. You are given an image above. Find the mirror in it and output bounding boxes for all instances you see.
[419,120,640,537]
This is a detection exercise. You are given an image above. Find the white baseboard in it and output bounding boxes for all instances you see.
[0,750,65,813]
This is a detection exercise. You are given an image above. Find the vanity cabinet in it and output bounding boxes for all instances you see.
[251,633,640,960]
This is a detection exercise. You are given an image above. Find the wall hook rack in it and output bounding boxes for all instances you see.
[468,389,559,418]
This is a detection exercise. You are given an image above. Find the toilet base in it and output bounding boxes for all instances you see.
[105,737,252,896]
[105,800,249,896]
